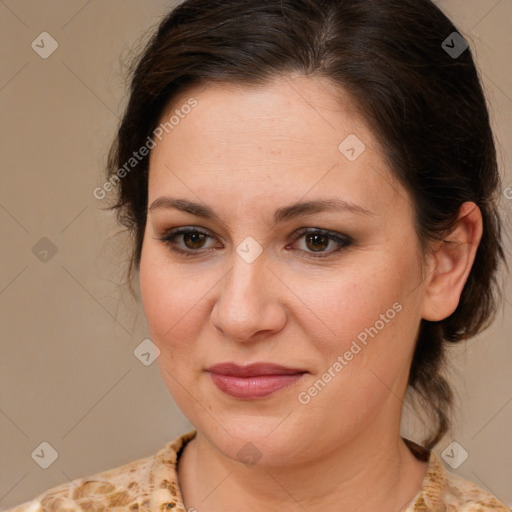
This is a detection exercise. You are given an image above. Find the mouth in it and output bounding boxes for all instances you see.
[205,362,308,399]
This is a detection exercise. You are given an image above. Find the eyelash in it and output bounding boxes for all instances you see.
[157,227,352,259]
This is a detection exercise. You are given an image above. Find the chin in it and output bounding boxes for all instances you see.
[190,411,319,467]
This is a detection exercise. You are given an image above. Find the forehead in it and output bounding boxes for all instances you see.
[151,75,371,160]
[147,75,407,217]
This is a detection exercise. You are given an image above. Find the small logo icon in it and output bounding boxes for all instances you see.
[32,441,58,469]
[338,134,366,162]
[442,32,469,59]
[31,32,59,59]
[236,237,263,264]
[32,237,58,263]
[441,441,469,469]
[134,338,161,366]
[236,442,263,468]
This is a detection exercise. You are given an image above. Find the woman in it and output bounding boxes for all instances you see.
[8,0,509,510]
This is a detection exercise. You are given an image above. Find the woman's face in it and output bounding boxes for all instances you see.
[139,75,430,466]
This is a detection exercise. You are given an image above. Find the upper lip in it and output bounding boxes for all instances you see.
[206,362,307,377]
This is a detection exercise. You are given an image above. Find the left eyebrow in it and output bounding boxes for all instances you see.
[272,199,375,226]
[148,197,375,227]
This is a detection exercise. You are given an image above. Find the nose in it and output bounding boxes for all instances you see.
[210,250,287,343]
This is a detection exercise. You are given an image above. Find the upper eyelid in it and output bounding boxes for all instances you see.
[160,225,347,239]
[161,226,351,249]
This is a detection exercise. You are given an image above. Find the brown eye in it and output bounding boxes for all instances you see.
[158,226,352,259]
[182,231,208,250]
[305,233,330,252]
[289,228,352,258]
[158,227,217,256]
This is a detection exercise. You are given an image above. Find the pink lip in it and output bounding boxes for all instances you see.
[206,362,307,399]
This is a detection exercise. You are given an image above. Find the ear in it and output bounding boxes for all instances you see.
[421,202,483,322]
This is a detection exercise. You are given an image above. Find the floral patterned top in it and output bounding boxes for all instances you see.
[5,429,509,512]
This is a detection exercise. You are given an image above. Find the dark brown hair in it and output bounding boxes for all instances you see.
[104,0,507,451]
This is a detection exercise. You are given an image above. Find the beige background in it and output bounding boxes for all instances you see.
[0,0,511,509]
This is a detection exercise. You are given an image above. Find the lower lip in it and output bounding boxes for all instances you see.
[208,372,306,399]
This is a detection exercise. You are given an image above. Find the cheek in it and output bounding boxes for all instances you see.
[139,245,184,344]
[309,258,420,391]
[139,252,167,336]
[139,250,200,401]
[139,245,211,353]
[310,265,404,345]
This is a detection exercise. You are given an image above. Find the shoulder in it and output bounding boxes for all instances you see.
[5,452,154,512]
[410,448,509,512]
[442,467,509,512]
[4,429,197,512]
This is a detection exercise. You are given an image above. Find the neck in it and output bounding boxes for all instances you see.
[177,417,429,512]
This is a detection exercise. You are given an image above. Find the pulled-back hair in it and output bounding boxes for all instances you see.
[104,0,507,451]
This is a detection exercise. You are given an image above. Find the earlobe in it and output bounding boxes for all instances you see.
[421,202,483,322]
